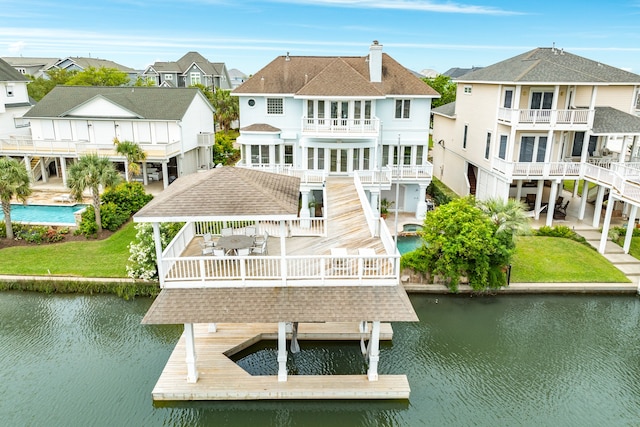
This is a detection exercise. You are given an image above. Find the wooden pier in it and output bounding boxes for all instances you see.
[151,322,411,401]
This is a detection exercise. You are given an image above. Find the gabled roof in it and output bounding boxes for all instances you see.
[149,52,227,77]
[2,56,59,69]
[23,86,210,119]
[0,58,29,82]
[134,166,300,221]
[592,107,640,135]
[233,53,439,97]
[51,57,135,72]
[457,48,640,84]
[442,67,483,78]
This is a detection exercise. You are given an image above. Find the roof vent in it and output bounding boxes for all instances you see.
[285,52,290,61]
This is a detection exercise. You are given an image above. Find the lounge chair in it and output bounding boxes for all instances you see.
[53,194,74,203]
[553,201,570,220]
[221,227,233,237]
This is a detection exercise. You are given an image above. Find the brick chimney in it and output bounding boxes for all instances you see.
[369,40,382,83]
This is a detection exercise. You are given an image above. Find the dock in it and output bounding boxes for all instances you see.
[151,322,411,401]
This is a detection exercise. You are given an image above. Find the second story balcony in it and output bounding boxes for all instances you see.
[498,108,593,130]
[301,117,380,137]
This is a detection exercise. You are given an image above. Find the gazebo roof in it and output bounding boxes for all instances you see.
[142,286,419,324]
[134,167,301,222]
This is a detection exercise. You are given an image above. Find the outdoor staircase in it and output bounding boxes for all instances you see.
[467,166,477,196]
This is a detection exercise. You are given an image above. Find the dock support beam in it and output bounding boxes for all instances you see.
[184,323,198,383]
[367,321,380,381]
[277,322,287,382]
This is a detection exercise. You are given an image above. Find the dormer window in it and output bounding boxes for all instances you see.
[164,74,173,80]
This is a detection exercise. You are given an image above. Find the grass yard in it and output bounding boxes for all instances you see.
[511,236,630,283]
[0,221,136,278]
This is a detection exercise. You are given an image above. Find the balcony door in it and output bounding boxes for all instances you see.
[530,91,553,110]
[519,136,547,162]
[330,148,347,173]
[331,101,349,128]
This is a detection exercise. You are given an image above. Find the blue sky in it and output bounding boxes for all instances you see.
[3,0,640,76]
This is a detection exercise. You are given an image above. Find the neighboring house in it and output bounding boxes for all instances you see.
[2,57,59,78]
[432,47,640,253]
[47,57,138,82]
[0,58,33,138]
[142,52,232,91]
[8,86,214,188]
[228,68,248,89]
[441,66,483,79]
[232,41,440,218]
[420,68,439,78]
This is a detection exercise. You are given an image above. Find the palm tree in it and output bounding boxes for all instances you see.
[477,197,531,239]
[114,138,146,182]
[67,154,121,232]
[0,157,32,240]
[211,89,239,131]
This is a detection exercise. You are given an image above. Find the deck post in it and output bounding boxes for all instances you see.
[623,205,638,254]
[546,180,559,226]
[152,222,164,287]
[300,190,311,229]
[60,157,68,186]
[592,185,606,227]
[578,180,588,220]
[599,195,616,254]
[534,180,544,220]
[277,321,288,382]
[184,323,198,383]
[367,321,380,381]
[415,184,428,220]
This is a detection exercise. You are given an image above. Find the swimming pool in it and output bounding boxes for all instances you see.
[0,204,87,226]
[397,235,422,254]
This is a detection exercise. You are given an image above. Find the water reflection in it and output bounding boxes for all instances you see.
[1,292,639,426]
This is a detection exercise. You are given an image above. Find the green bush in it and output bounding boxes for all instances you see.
[535,225,591,247]
[101,182,153,217]
[2,223,70,243]
[427,177,458,206]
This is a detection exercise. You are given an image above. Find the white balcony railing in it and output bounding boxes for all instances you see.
[236,163,327,185]
[493,159,581,179]
[498,108,593,127]
[0,136,182,158]
[301,117,380,135]
[390,164,433,180]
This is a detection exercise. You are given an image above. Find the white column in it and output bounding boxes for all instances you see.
[142,162,148,185]
[592,186,606,227]
[40,159,48,183]
[578,181,589,220]
[515,180,523,201]
[415,184,428,220]
[623,205,638,254]
[208,323,217,333]
[599,195,616,254]
[300,190,311,229]
[60,157,68,187]
[162,162,169,189]
[280,220,288,286]
[546,181,559,227]
[277,321,287,382]
[534,180,544,220]
[573,180,579,198]
[184,323,198,383]
[367,321,380,381]
[123,161,130,182]
[152,222,165,287]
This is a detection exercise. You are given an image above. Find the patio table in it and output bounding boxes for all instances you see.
[216,235,255,255]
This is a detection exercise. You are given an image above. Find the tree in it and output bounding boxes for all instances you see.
[0,158,32,240]
[211,89,239,131]
[65,66,129,86]
[114,138,147,181]
[67,154,121,232]
[27,68,77,101]
[423,75,456,108]
[412,197,505,291]
[213,131,240,165]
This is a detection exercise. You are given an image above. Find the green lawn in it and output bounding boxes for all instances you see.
[0,221,136,278]
[511,236,630,283]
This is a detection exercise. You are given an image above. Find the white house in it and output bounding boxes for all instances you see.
[9,86,215,187]
[0,58,33,139]
[432,47,640,253]
[232,41,439,219]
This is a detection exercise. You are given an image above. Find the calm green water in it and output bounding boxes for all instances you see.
[1,292,639,426]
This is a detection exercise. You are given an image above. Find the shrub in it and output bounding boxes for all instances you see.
[535,225,591,247]
[427,177,457,206]
[101,182,153,217]
[127,222,183,280]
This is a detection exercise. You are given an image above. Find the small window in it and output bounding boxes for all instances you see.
[485,132,491,159]
[14,117,30,128]
[248,99,256,107]
[6,84,14,97]
[463,124,469,149]
[504,89,513,108]
[464,85,472,95]
[164,74,173,80]
[395,99,410,119]
[17,68,26,75]
[190,72,201,86]
[267,98,284,115]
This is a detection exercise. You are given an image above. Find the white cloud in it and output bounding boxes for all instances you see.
[7,41,26,54]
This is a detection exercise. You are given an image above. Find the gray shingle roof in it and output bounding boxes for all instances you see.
[23,86,210,119]
[150,52,227,77]
[592,107,640,135]
[240,123,282,132]
[54,57,135,72]
[142,285,419,324]
[0,58,29,82]
[134,166,300,221]
[233,54,439,97]
[432,101,456,118]
[457,48,640,84]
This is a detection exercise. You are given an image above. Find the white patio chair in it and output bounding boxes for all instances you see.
[254,231,268,245]
[358,248,377,274]
[236,247,251,256]
[213,248,226,257]
[203,233,215,247]
[251,240,268,255]
[200,242,214,256]
[331,247,350,275]
[245,226,257,237]
[221,227,233,237]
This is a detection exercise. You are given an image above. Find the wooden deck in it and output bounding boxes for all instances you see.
[151,322,412,401]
